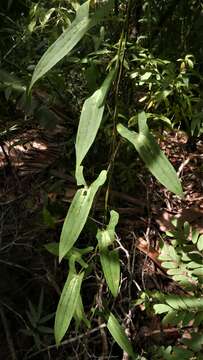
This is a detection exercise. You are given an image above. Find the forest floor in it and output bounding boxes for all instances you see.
[1,118,203,359]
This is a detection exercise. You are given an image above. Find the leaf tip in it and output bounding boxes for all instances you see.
[116,123,122,133]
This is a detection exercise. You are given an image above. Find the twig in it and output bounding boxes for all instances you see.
[96,279,109,360]
[27,324,107,359]
[122,308,133,360]
[115,234,130,273]
[177,155,191,177]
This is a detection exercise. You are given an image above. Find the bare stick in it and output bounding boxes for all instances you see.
[27,324,107,359]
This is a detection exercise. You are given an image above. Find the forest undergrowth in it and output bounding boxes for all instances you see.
[1,1,203,359]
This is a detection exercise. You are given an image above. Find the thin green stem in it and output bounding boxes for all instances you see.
[104,0,132,221]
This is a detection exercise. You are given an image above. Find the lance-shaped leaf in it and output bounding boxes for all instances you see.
[107,313,137,359]
[29,1,91,90]
[75,69,115,185]
[59,170,107,261]
[29,0,114,91]
[117,124,183,197]
[97,210,120,297]
[99,247,120,297]
[54,271,84,345]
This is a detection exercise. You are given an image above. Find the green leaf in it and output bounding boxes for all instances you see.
[59,170,107,261]
[161,261,177,269]
[171,347,193,359]
[97,210,120,297]
[187,261,203,269]
[182,333,203,352]
[0,68,26,93]
[107,210,119,234]
[43,207,55,229]
[159,244,180,262]
[117,124,183,197]
[54,272,84,345]
[138,111,148,134]
[183,221,190,239]
[107,313,137,359]
[162,310,180,326]
[44,242,60,257]
[197,234,203,251]
[45,243,93,269]
[75,69,115,185]
[74,294,90,329]
[29,0,114,91]
[192,228,199,244]
[192,268,203,276]
[100,248,120,297]
[29,1,91,90]
[165,296,188,310]
[140,72,152,81]
[153,304,172,314]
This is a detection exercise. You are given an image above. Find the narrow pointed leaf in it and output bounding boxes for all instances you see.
[117,124,183,197]
[54,272,84,345]
[29,0,114,91]
[107,313,137,359]
[29,1,91,91]
[100,247,120,297]
[75,69,115,184]
[59,170,107,261]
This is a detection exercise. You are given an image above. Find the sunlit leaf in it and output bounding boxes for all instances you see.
[75,69,115,185]
[159,244,180,262]
[153,304,172,314]
[197,235,203,251]
[117,123,183,197]
[54,272,84,345]
[29,0,114,91]
[29,1,91,90]
[59,170,107,261]
[165,296,188,310]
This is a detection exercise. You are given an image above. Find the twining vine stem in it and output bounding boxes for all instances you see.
[104,0,133,220]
